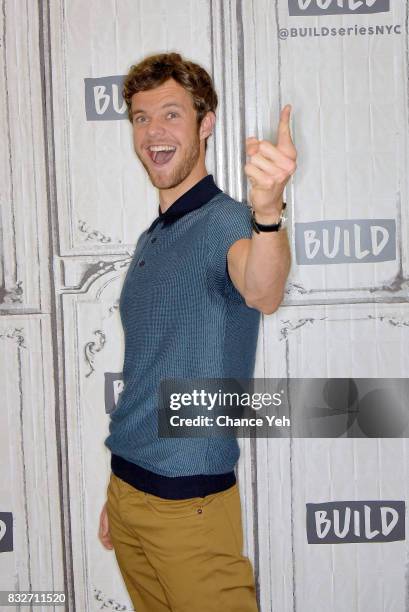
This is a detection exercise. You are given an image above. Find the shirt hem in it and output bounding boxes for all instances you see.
[110,452,236,500]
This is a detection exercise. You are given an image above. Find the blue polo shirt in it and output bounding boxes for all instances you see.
[104,175,261,498]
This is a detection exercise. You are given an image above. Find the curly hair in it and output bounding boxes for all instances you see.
[122,52,218,127]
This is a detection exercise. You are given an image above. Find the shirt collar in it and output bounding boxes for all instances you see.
[147,174,221,233]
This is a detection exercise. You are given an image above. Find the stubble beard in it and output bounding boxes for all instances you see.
[138,131,201,190]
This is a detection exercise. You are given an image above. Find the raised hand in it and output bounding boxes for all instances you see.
[244,104,297,222]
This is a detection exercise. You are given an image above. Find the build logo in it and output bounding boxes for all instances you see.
[85,76,127,121]
[0,513,13,553]
[306,501,405,544]
[288,0,390,15]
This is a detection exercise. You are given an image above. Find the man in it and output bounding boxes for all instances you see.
[99,52,296,611]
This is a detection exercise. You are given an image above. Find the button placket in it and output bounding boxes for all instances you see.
[130,221,162,271]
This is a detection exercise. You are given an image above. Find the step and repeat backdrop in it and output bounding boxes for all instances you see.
[1,0,408,610]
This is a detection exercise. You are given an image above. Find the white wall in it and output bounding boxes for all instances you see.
[1,0,408,610]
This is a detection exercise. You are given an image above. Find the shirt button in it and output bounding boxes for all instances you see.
[151,237,157,243]
[197,507,203,514]
[139,260,145,267]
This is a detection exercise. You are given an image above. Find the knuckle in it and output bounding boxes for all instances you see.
[257,142,269,155]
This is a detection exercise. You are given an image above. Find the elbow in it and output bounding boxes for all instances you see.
[259,304,280,316]
[245,292,284,315]
[258,301,281,316]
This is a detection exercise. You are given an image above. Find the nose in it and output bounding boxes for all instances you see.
[146,116,166,138]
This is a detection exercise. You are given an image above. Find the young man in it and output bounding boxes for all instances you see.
[99,53,296,611]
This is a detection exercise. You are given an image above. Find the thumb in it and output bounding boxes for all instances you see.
[101,513,109,535]
[276,104,296,159]
[98,502,114,549]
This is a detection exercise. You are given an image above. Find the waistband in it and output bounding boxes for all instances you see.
[110,453,236,500]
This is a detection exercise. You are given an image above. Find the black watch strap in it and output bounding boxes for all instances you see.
[251,202,287,233]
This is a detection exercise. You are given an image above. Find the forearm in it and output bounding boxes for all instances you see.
[237,104,297,313]
[243,227,291,314]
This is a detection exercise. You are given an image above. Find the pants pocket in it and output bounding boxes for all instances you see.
[106,472,122,506]
[218,485,244,556]
[144,493,203,520]
[203,484,244,558]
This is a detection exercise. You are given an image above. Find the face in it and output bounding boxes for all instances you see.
[131,78,209,190]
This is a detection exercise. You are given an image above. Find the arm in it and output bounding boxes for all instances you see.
[227,105,296,314]
[227,226,291,315]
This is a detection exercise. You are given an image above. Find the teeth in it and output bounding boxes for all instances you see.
[148,145,176,152]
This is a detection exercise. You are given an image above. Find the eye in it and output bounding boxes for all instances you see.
[133,115,147,124]
[167,111,179,119]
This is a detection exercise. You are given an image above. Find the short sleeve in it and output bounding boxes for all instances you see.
[206,197,253,301]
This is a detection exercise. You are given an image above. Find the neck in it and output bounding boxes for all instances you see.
[159,161,208,213]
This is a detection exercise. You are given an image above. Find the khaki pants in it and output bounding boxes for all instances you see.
[106,472,259,612]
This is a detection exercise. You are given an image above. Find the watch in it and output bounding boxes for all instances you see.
[251,202,287,233]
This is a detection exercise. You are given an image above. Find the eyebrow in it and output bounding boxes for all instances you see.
[131,102,185,116]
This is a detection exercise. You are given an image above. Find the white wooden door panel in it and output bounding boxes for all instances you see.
[0,316,63,606]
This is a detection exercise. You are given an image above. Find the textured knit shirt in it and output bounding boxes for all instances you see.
[104,175,261,496]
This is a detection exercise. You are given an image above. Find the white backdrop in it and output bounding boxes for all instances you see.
[1,0,408,610]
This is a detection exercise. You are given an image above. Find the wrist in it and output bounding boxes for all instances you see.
[253,211,282,225]
[252,199,284,225]
[253,199,285,224]
[251,201,287,234]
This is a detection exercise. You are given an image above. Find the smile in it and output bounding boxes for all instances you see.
[147,145,177,166]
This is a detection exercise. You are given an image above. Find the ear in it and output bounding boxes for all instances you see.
[199,111,216,141]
